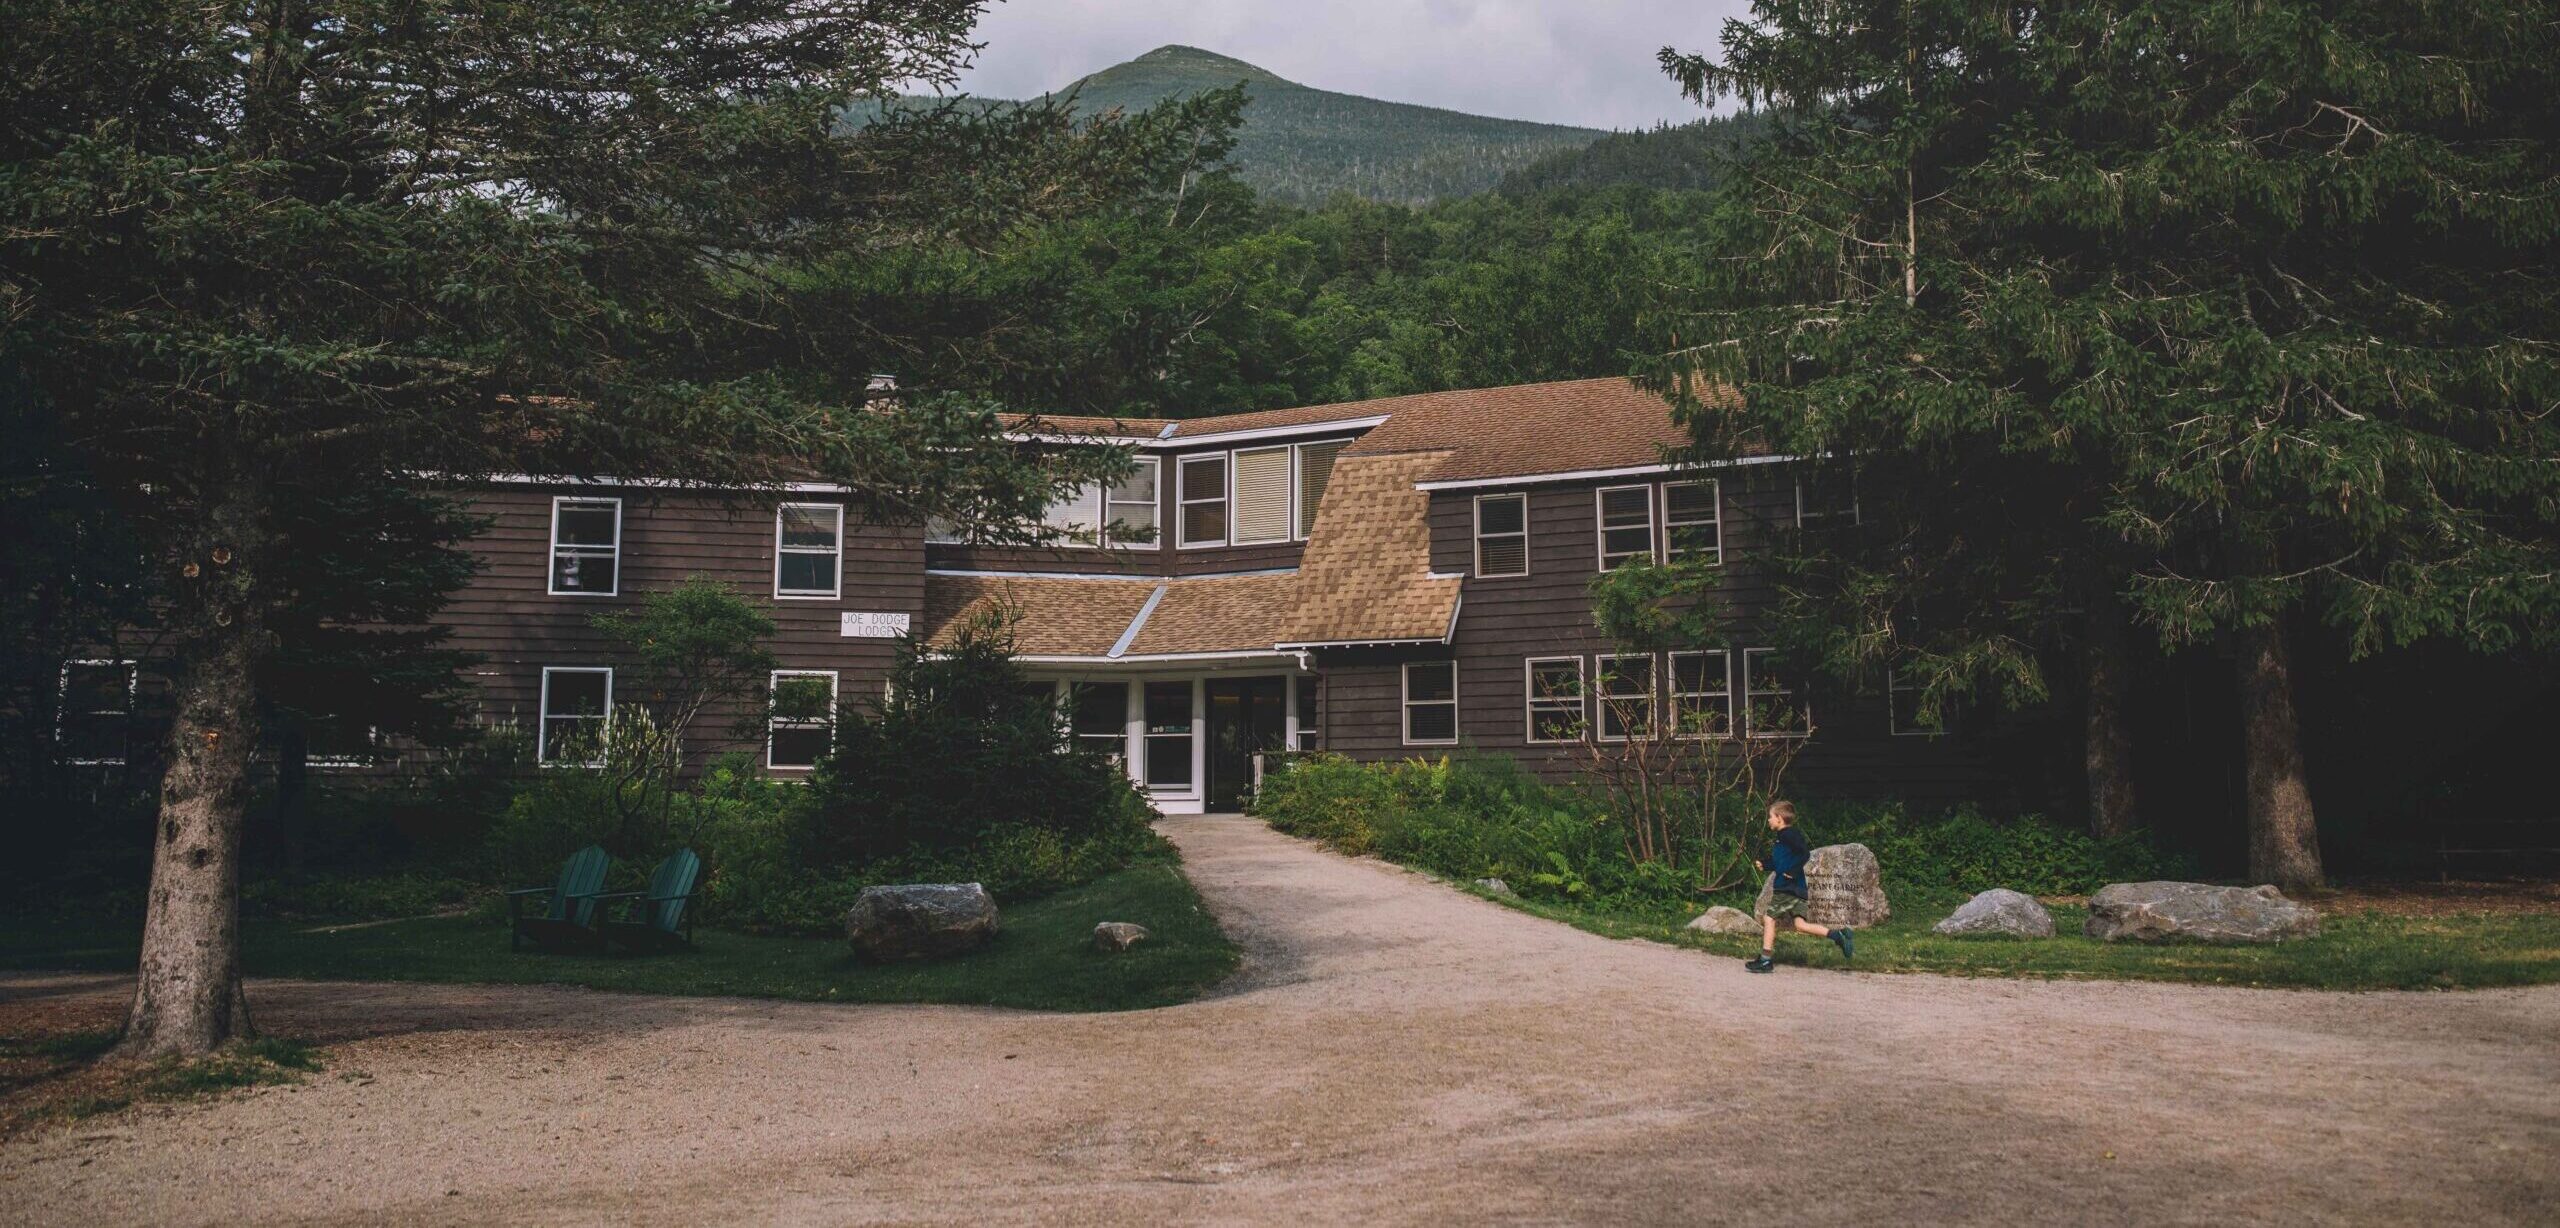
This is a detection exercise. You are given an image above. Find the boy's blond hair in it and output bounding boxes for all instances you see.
[1769,800,1797,824]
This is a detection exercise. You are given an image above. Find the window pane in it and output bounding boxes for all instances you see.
[1529,660,1582,698]
[62,663,130,714]
[552,551,616,593]
[769,726,829,768]
[1477,537,1526,576]
[1404,662,1454,703]
[1601,656,1653,695]
[546,671,609,717]
[1145,681,1193,734]
[773,675,835,722]
[779,505,838,548]
[1406,702,1457,743]
[1603,526,1652,559]
[1477,495,1525,536]
[1072,682,1127,739]
[1297,441,1345,537]
[555,503,618,546]
[1672,652,1723,694]
[777,551,837,594]
[1232,446,1292,544]
[1042,485,1098,541]
[1664,481,1715,521]
[1107,462,1158,540]
[1600,487,1651,526]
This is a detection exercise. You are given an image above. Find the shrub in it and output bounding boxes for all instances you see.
[1258,754,2186,915]
[801,611,1143,863]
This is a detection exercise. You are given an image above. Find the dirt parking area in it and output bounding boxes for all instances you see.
[4,815,2555,1225]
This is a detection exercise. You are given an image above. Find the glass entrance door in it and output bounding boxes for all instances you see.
[1205,677,1288,811]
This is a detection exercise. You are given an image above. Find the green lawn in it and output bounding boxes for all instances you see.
[1466,882,2560,991]
[0,862,1239,1012]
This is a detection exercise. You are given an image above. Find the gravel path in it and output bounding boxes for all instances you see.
[5,816,2556,1225]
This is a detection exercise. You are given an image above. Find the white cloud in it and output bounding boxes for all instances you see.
[949,0,1749,131]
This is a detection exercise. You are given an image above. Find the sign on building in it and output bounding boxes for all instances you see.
[839,612,911,639]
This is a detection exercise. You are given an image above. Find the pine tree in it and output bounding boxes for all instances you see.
[1648,1,2560,889]
[0,0,1223,1056]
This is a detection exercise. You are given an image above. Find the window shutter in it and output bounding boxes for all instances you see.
[1296,441,1344,538]
[1232,446,1293,544]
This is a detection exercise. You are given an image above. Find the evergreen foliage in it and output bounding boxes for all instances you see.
[1645,1,2560,889]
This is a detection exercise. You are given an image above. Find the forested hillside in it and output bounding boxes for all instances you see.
[1497,112,1775,195]
[866,45,1606,206]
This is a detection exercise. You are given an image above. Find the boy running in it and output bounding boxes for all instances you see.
[1748,801,1854,973]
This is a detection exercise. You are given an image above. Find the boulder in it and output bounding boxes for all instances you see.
[1932,888,2056,938]
[1806,843,1891,928]
[1686,905,1759,936]
[2083,881,2321,944]
[1093,921,1151,953]
[845,883,999,961]
[1473,877,1514,897]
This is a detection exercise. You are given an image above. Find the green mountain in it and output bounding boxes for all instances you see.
[1043,46,1606,207]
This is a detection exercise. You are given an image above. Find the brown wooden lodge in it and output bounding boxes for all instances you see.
[54,378,1997,814]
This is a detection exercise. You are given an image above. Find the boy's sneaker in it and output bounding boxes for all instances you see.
[1744,955,1775,974]
[1830,927,1856,961]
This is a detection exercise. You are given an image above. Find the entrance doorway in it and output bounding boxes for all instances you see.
[1205,677,1288,810]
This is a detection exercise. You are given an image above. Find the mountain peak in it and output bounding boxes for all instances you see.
[1100,44,1292,86]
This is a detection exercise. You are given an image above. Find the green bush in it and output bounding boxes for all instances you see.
[238,871,480,922]
[802,614,1147,863]
[1257,754,2185,915]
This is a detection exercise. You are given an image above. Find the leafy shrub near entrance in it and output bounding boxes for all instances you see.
[801,611,1148,863]
[1254,754,2184,914]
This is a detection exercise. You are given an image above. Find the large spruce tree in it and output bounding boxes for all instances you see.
[0,0,1224,1056]
[1649,1,2560,888]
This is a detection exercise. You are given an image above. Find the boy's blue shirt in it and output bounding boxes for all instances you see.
[1770,826,1812,898]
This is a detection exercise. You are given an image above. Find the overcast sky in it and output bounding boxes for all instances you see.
[949,1,1752,132]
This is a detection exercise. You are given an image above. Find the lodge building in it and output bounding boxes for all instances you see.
[55,378,1996,813]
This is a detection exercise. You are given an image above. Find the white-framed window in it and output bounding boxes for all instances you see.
[1106,457,1160,545]
[1070,680,1131,760]
[768,670,838,769]
[1796,470,1861,527]
[1295,440,1346,539]
[1596,484,1656,569]
[1742,648,1811,739]
[1596,653,1656,742]
[1669,650,1734,738]
[1231,444,1294,545]
[1039,483,1104,548]
[1474,493,1529,578]
[1178,454,1229,547]
[1664,480,1722,564]
[548,497,622,596]
[538,667,613,765]
[774,503,844,598]
[1401,660,1459,746]
[1523,656,1585,744]
[56,659,137,765]
[1143,680,1196,788]
[1889,669,1946,737]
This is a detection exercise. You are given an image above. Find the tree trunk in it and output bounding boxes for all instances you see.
[2234,618,2323,894]
[121,483,268,1058]
[2084,594,2139,838]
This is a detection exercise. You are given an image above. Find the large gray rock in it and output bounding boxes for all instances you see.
[1473,878,1514,897]
[1932,888,2056,938]
[1687,905,1760,936]
[846,883,999,961]
[2083,881,2321,944]
[1807,843,1891,928]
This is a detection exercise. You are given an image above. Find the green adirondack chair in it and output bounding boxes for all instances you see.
[600,848,701,953]
[507,845,611,952]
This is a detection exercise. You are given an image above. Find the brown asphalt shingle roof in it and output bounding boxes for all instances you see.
[1278,451,1462,646]
[1125,574,1302,656]
[1341,377,1741,484]
[922,574,1160,657]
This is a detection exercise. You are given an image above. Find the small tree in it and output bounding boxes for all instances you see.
[1575,558,1803,890]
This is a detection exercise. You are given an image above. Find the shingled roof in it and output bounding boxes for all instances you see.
[1277,450,1462,647]
[1341,377,1738,485]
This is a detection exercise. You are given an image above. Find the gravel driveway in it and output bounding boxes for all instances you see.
[5,815,2556,1225]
